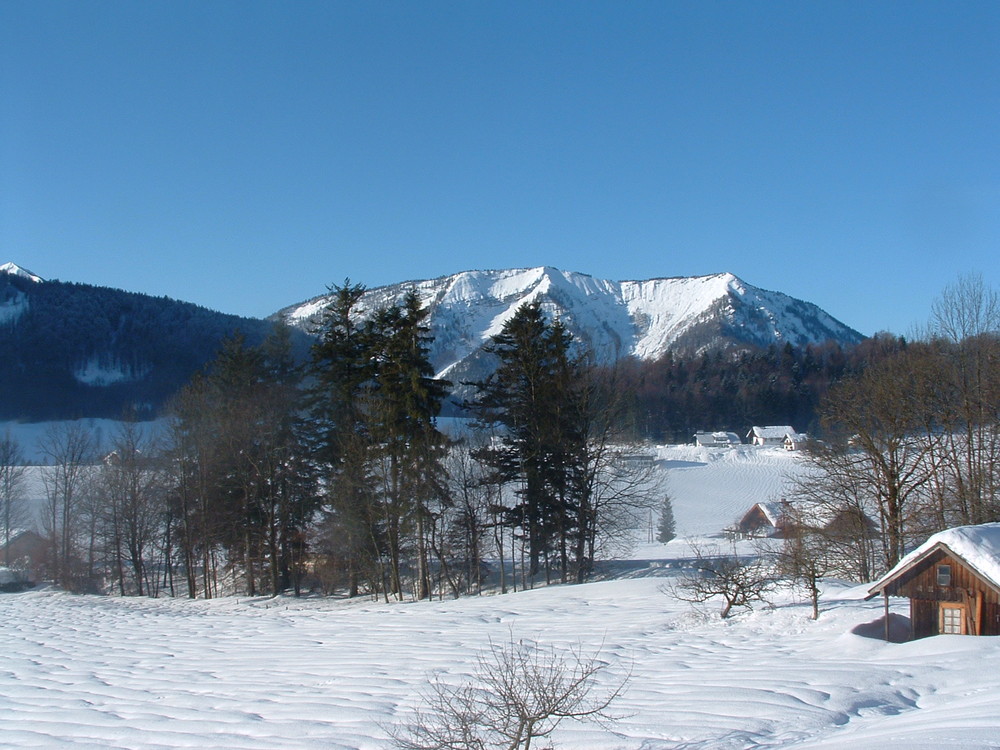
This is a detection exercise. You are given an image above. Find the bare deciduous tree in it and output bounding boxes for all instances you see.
[39,422,97,589]
[392,635,629,750]
[820,347,945,568]
[669,542,778,619]
[0,432,28,562]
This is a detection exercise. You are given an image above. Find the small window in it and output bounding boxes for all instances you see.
[941,606,964,634]
[937,564,952,586]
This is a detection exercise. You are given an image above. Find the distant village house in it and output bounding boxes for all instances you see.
[693,431,742,448]
[747,426,808,450]
[783,432,810,451]
[732,501,788,538]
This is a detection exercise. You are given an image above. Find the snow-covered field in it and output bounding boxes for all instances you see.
[3,442,999,748]
[3,580,999,748]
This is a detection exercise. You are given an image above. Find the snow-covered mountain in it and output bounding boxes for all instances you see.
[0,262,43,284]
[277,267,864,382]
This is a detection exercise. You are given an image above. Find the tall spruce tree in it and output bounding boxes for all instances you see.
[369,290,450,599]
[304,281,380,597]
[468,302,590,582]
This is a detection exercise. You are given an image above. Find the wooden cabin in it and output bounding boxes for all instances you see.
[867,523,1000,638]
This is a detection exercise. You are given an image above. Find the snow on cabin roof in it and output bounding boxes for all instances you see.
[869,523,1000,595]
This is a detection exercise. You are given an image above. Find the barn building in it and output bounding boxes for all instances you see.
[867,523,1000,638]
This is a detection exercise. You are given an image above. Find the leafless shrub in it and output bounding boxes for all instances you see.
[391,634,629,750]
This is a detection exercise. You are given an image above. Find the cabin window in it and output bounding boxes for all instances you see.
[937,564,951,587]
[941,605,964,634]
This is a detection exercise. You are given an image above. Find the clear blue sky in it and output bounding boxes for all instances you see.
[2,2,998,336]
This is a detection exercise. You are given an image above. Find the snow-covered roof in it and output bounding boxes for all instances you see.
[869,523,1000,596]
[694,431,742,446]
[742,501,785,527]
[749,426,796,440]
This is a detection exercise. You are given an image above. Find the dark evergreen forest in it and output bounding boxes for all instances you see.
[0,274,306,421]
[609,336,902,443]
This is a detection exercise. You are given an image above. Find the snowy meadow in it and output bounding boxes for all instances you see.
[2,444,1000,749]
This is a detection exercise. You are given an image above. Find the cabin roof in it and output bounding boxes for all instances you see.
[868,522,1000,597]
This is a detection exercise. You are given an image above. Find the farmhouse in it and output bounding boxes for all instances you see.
[867,523,1000,638]
[693,431,742,448]
[747,426,797,446]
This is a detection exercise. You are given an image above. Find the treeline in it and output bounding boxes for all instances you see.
[614,337,906,442]
[3,285,656,598]
[0,274,304,421]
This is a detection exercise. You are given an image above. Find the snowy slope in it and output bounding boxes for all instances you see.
[276,268,863,381]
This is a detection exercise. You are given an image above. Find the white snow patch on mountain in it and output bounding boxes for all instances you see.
[73,357,151,386]
[0,294,28,324]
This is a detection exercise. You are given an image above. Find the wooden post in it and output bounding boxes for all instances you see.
[883,591,890,642]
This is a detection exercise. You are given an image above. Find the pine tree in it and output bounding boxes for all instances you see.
[657,495,676,544]
[167,331,314,597]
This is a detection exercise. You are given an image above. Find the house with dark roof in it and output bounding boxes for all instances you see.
[868,523,1000,638]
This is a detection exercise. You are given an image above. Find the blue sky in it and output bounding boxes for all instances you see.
[2,2,998,336]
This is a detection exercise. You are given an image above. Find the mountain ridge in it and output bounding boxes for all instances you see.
[277,267,864,383]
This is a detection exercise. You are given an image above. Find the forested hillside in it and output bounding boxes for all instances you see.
[0,273,301,421]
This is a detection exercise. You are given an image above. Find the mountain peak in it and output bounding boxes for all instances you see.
[0,262,43,283]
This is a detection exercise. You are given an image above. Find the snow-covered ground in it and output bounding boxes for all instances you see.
[3,579,999,748]
[3,442,999,748]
